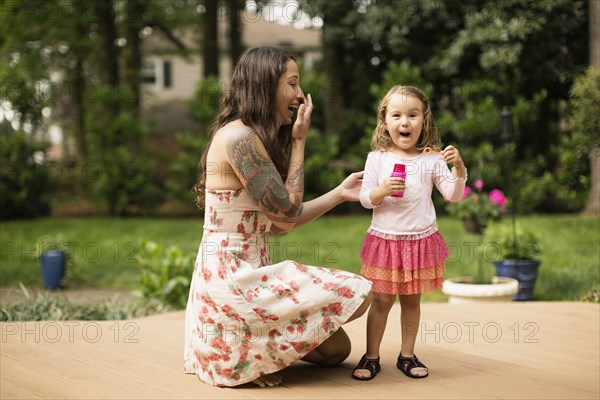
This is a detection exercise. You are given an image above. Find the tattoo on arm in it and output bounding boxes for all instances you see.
[286,165,304,194]
[227,129,302,221]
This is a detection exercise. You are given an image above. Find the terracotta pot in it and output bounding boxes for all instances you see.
[463,217,482,234]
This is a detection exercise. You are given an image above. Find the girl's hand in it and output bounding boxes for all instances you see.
[380,177,406,197]
[442,145,464,167]
[337,171,364,202]
[291,93,313,141]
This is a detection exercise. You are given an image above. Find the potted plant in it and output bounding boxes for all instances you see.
[441,275,520,304]
[483,223,542,301]
[35,234,72,290]
[441,241,519,304]
[446,179,507,234]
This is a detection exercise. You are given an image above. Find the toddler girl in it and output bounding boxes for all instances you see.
[352,85,467,380]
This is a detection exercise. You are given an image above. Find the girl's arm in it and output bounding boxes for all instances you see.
[359,152,405,207]
[270,172,363,235]
[443,145,467,180]
[434,146,467,202]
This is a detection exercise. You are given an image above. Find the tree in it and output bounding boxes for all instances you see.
[68,0,92,162]
[122,0,147,122]
[225,0,244,66]
[584,0,600,214]
[0,0,69,133]
[202,0,219,78]
[298,0,589,212]
[95,0,120,90]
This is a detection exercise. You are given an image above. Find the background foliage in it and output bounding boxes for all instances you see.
[0,0,595,216]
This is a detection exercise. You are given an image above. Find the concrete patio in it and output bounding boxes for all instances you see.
[1,301,598,399]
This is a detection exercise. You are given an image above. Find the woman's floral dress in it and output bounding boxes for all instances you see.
[184,189,372,387]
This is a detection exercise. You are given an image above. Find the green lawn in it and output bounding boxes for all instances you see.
[1,214,598,301]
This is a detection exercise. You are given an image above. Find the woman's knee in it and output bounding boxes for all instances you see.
[308,328,351,366]
[319,328,351,366]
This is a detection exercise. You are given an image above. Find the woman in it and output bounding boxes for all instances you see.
[184,47,372,388]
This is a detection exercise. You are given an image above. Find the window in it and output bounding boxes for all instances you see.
[163,61,172,88]
[141,62,156,84]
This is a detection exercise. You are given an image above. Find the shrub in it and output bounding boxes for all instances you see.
[0,285,167,321]
[568,67,600,150]
[134,240,194,309]
[484,222,541,260]
[0,132,53,219]
[188,76,222,132]
[304,129,344,200]
[86,87,162,216]
[166,132,207,205]
[90,147,162,216]
[580,289,600,303]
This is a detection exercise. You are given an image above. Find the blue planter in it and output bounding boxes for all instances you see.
[40,250,66,290]
[494,259,541,301]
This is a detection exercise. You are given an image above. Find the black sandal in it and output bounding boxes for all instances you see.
[397,353,429,379]
[351,354,381,381]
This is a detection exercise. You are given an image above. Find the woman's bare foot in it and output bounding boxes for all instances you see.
[251,373,283,387]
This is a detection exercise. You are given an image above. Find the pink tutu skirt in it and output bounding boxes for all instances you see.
[360,229,449,295]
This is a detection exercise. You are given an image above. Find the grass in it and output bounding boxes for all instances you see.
[0,217,203,288]
[1,214,598,301]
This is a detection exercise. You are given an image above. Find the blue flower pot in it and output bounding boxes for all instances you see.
[40,250,66,290]
[493,259,541,301]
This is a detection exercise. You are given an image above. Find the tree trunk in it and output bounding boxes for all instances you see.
[584,0,600,214]
[71,0,89,163]
[95,0,119,88]
[203,0,219,78]
[590,0,599,68]
[322,37,346,138]
[72,57,87,162]
[227,0,243,67]
[123,0,146,121]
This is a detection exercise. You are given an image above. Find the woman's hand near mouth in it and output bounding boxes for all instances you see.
[292,93,312,141]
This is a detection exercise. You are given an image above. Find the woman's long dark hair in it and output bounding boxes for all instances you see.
[195,47,295,208]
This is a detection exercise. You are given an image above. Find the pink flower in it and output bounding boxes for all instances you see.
[474,180,484,190]
[336,286,354,298]
[489,189,507,206]
[327,302,343,315]
[289,280,299,292]
[462,186,472,199]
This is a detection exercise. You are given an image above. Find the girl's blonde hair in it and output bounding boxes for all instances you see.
[371,85,442,152]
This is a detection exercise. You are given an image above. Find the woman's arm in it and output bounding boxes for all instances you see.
[226,95,313,231]
[227,128,303,231]
[270,172,363,235]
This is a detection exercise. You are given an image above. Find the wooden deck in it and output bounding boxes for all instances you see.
[1,301,598,399]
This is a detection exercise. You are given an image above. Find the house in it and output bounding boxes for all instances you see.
[141,15,322,136]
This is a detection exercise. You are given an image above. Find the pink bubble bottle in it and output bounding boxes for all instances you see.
[390,163,406,198]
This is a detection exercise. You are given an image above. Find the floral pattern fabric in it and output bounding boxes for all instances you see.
[184,189,372,387]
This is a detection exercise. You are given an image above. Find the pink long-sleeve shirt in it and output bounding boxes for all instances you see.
[359,151,467,236]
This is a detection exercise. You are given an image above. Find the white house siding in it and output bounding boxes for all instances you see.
[142,18,321,134]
